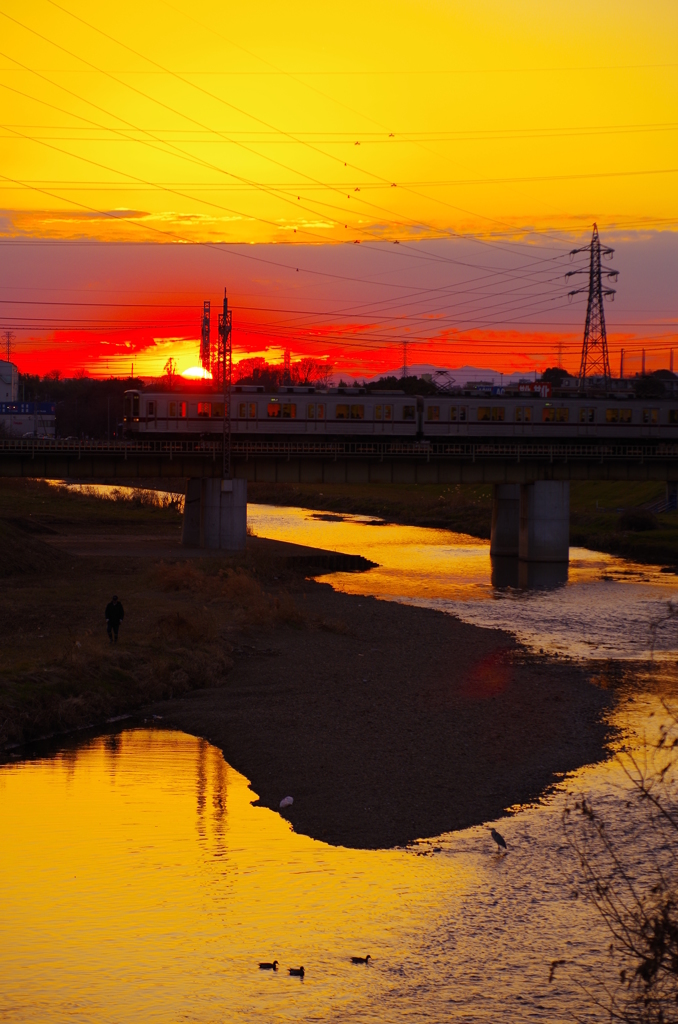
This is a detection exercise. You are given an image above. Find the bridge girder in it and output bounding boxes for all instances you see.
[1,451,678,484]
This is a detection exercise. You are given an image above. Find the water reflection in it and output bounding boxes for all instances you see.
[489,557,569,590]
[0,727,639,1023]
[247,504,678,660]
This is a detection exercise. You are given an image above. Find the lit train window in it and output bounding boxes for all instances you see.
[317,404,325,419]
[459,406,467,422]
[555,408,569,423]
[213,402,224,417]
[350,405,364,420]
[542,407,555,422]
[579,407,595,423]
[282,403,296,418]
[179,402,187,418]
[606,409,619,423]
[643,408,658,424]
[670,410,678,424]
[427,406,440,421]
[515,407,523,422]
[403,406,415,420]
[336,404,349,419]
[249,403,257,418]
[619,409,632,424]
[238,403,247,418]
[268,400,281,418]
[375,405,382,419]
[308,404,315,418]
[450,406,457,421]
[197,402,212,417]
[478,407,491,421]
[384,404,392,420]
[169,401,177,417]
[491,407,505,422]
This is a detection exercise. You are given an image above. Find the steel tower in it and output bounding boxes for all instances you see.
[215,290,232,477]
[200,301,210,371]
[566,224,618,386]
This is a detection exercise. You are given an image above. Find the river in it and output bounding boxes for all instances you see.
[1,502,676,1022]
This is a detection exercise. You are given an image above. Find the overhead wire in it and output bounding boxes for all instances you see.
[1,5,669,362]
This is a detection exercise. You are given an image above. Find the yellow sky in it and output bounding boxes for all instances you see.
[1,0,677,243]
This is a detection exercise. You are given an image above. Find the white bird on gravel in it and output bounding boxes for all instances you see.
[279,796,294,809]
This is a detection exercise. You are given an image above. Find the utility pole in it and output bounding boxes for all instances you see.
[620,348,624,379]
[217,289,232,479]
[566,224,618,388]
[200,301,210,371]
[2,330,15,362]
[283,346,291,385]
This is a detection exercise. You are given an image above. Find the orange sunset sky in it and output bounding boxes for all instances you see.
[0,0,677,379]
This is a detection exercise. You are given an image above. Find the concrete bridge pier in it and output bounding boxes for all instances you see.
[519,481,570,563]
[490,484,521,556]
[491,481,570,564]
[182,478,247,551]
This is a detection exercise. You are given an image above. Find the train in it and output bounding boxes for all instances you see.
[123,385,678,442]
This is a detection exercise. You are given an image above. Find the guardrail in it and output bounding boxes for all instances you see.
[3,438,678,459]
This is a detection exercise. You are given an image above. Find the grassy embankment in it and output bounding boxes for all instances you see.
[0,479,312,750]
[248,480,678,566]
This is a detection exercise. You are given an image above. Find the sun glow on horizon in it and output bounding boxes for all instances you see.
[181,366,213,380]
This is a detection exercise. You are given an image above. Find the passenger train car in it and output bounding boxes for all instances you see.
[123,386,678,442]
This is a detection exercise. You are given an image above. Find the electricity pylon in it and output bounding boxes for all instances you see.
[215,289,232,478]
[200,301,210,371]
[2,330,15,362]
[566,223,618,386]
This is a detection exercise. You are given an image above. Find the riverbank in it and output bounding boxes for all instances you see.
[0,478,615,849]
[249,480,678,567]
[149,585,612,848]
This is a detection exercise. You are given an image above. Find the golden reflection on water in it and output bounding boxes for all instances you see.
[0,730,481,1023]
[248,503,659,602]
[2,720,673,1023]
[248,504,678,659]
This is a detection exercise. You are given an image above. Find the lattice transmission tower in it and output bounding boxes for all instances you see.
[213,289,232,477]
[566,223,618,386]
[200,301,210,371]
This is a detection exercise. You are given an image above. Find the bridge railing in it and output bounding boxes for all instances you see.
[2,438,678,459]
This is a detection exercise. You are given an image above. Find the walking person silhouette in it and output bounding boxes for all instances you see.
[105,595,124,643]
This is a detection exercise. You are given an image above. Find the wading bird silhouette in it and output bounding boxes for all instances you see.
[490,828,508,853]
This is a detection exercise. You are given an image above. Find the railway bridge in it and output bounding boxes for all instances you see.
[2,437,678,561]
